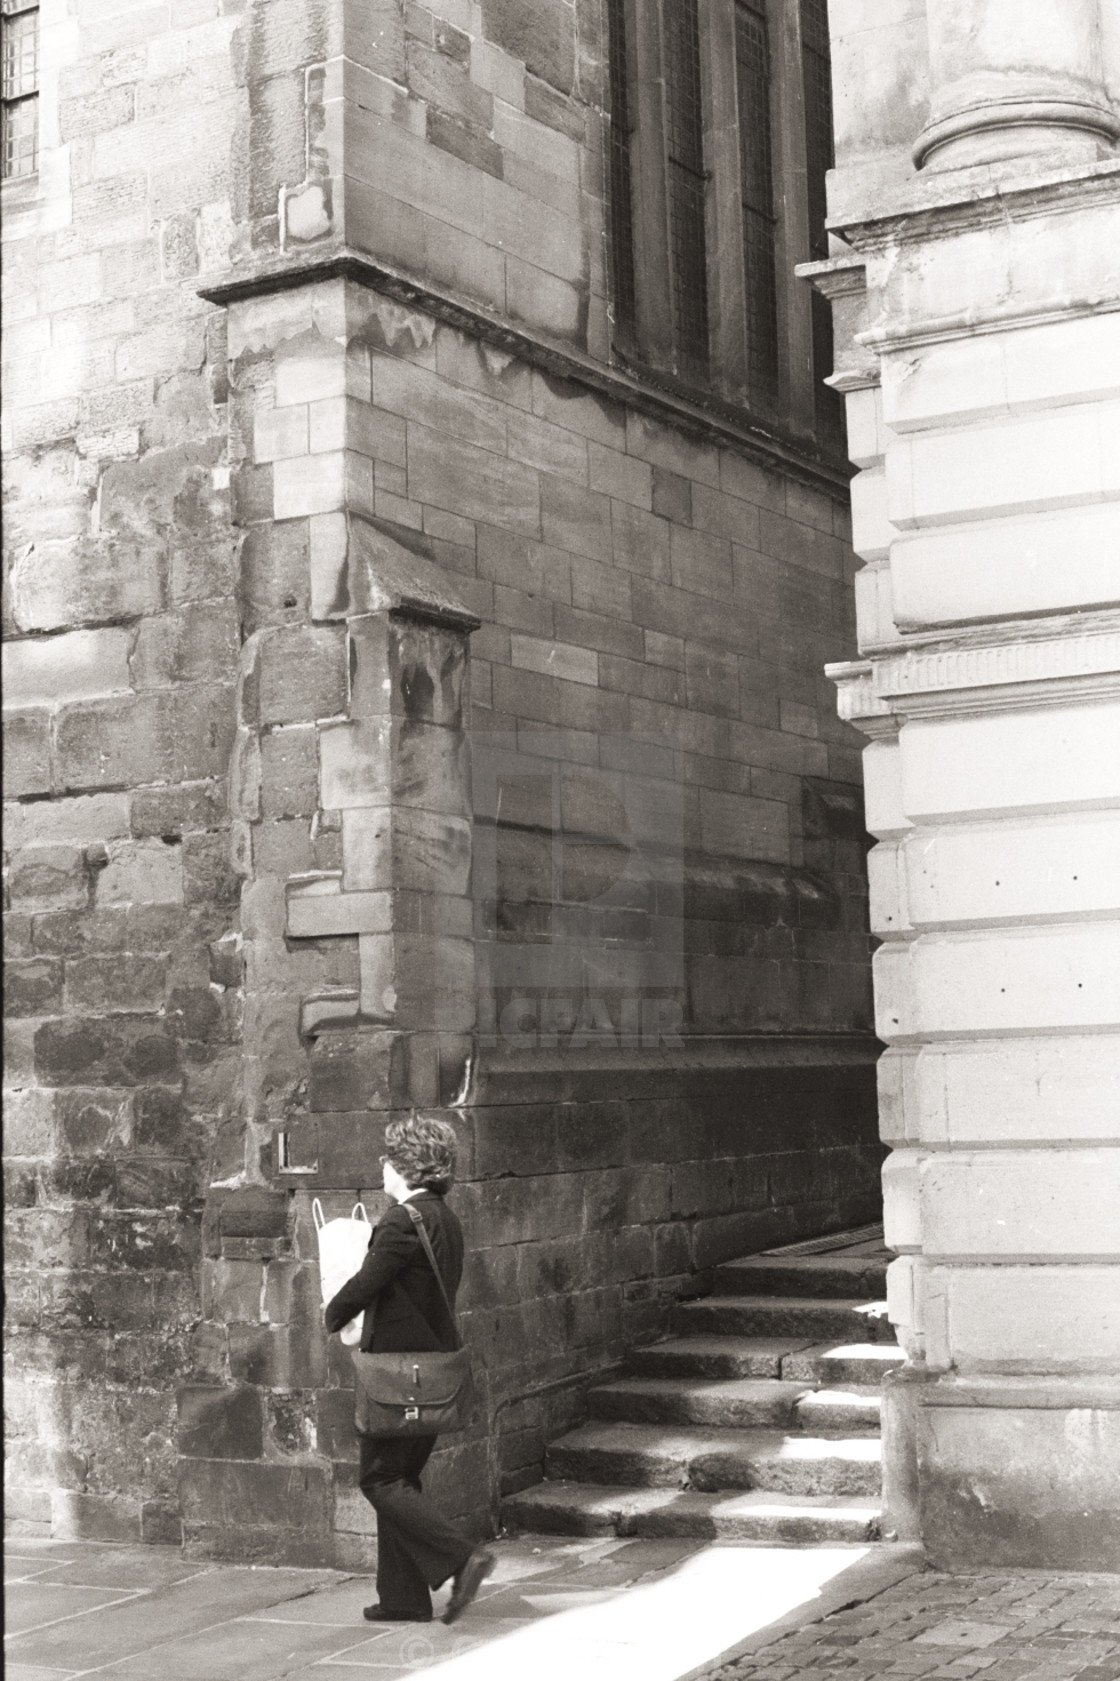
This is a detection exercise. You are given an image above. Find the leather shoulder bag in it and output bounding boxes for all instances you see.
[351,1202,474,1437]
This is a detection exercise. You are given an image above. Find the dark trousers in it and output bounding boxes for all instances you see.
[358,1433,473,1617]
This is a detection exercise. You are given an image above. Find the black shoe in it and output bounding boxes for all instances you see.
[442,1547,495,1625]
[363,1604,432,1623]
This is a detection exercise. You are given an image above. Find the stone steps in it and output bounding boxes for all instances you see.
[673,1294,896,1343]
[587,1376,808,1430]
[501,1232,902,1545]
[587,1375,882,1436]
[714,1256,889,1300]
[546,1421,883,1497]
[501,1481,883,1544]
[782,1343,905,1386]
[795,1388,882,1435]
[627,1335,813,1380]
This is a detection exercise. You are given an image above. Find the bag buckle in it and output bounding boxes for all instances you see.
[404,1406,420,1421]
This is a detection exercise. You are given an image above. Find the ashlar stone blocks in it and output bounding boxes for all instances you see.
[817,0,1120,1570]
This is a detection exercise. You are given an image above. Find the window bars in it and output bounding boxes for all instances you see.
[2,0,38,180]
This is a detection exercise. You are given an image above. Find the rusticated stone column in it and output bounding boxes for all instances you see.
[917,0,1120,170]
[808,0,1120,1570]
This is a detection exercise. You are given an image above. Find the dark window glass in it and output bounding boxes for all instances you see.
[606,0,637,341]
[800,0,844,445]
[2,0,38,180]
[663,0,709,378]
[735,0,779,408]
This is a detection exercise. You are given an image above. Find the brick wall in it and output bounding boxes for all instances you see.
[3,0,879,1562]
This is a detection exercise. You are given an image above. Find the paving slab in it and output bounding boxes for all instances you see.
[4,1584,141,1637]
[4,1558,338,1672]
[74,1616,376,1681]
[9,1533,1118,1681]
[21,1552,210,1591]
[6,1667,79,1681]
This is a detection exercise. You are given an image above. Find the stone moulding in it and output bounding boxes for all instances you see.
[914,94,1120,171]
[918,1375,1120,1411]
[199,252,852,497]
[858,295,1120,356]
[826,156,1120,253]
[311,514,484,631]
[829,619,1120,723]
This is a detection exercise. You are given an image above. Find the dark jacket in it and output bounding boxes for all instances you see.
[324,1191,463,1354]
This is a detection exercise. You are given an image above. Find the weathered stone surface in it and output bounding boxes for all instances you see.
[546,1420,881,1496]
[177,1386,264,1459]
[8,847,89,914]
[503,1481,880,1542]
[34,1017,182,1088]
[5,959,65,1017]
[588,1376,805,1430]
[674,1295,896,1344]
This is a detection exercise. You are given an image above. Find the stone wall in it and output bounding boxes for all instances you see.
[815,0,1120,1571]
[3,0,880,1561]
[2,0,243,1540]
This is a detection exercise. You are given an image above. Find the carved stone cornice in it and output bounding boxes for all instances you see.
[826,660,899,738]
[829,156,1120,256]
[829,615,1120,729]
[859,295,1120,355]
[202,251,852,497]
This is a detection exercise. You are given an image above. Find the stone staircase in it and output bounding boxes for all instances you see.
[503,1230,903,1545]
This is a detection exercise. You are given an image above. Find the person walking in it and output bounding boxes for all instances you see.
[324,1114,494,1625]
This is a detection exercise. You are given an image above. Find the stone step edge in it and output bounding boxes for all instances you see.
[681,1294,890,1311]
[592,1376,887,1399]
[501,1481,883,1541]
[506,1479,883,1514]
[714,1257,889,1298]
[548,1421,883,1463]
[587,1377,884,1432]
[590,1376,811,1402]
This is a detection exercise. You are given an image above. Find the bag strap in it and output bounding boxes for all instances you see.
[312,1198,326,1232]
[402,1202,461,1350]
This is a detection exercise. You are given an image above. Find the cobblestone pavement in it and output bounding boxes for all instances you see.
[712,1569,1120,1681]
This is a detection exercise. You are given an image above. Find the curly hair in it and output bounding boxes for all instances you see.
[384,1114,458,1195]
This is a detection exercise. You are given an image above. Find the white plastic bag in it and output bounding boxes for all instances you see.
[313,1198,373,1347]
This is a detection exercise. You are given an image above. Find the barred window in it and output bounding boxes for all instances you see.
[606,0,841,453]
[2,0,38,181]
[2,0,37,180]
